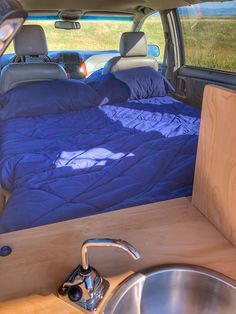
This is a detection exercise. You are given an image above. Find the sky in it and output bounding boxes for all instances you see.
[179,0,236,17]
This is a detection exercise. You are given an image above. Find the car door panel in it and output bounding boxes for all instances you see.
[175,66,236,108]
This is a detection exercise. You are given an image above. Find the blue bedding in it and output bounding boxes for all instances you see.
[0,96,200,233]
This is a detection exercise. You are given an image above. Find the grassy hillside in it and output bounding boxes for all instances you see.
[5,17,235,72]
[181,18,236,72]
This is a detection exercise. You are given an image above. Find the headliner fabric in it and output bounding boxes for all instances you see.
[0,96,200,233]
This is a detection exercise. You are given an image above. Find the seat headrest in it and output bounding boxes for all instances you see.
[0,63,68,93]
[120,32,147,57]
[14,25,48,56]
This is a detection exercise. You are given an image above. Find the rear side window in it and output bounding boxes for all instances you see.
[178,1,236,73]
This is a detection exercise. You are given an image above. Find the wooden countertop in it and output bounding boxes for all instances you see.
[0,295,80,314]
[0,273,130,314]
[0,197,236,313]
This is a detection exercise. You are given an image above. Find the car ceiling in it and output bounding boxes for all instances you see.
[18,0,218,16]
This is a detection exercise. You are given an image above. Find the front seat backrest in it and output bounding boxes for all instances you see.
[0,25,68,93]
[0,63,68,93]
[14,25,49,63]
[103,32,157,74]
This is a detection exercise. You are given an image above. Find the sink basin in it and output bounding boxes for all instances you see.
[103,265,236,314]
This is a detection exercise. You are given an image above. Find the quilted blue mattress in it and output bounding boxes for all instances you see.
[0,96,200,233]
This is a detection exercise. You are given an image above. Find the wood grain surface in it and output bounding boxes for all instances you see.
[193,85,236,245]
[0,197,236,304]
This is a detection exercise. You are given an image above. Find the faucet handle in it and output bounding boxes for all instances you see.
[81,238,141,270]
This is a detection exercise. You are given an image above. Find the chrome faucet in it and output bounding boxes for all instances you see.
[58,238,141,311]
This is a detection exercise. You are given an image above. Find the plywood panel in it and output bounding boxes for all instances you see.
[0,197,236,303]
[0,273,130,314]
[193,85,236,245]
[0,295,80,314]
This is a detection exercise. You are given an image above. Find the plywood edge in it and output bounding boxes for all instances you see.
[0,197,192,241]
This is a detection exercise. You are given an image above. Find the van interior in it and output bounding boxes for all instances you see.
[0,0,235,313]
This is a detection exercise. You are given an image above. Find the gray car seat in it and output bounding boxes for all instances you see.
[103,32,157,74]
[0,25,67,93]
[14,25,50,63]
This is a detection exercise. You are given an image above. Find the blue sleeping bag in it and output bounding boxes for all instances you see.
[0,68,200,233]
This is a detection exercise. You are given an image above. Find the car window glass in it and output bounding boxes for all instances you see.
[140,13,165,62]
[4,17,133,53]
[178,1,236,73]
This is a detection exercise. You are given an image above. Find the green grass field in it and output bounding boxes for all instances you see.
[5,17,236,72]
[181,18,236,72]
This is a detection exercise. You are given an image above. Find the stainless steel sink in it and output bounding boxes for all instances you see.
[103,265,236,314]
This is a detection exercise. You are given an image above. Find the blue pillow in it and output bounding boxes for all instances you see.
[86,67,174,103]
[0,79,101,120]
[85,72,131,105]
[113,67,174,100]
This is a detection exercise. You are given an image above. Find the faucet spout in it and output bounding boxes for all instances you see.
[58,238,140,311]
[81,238,141,270]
